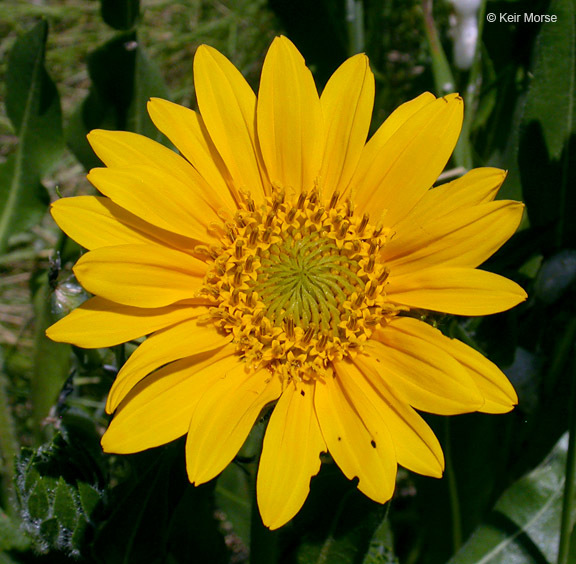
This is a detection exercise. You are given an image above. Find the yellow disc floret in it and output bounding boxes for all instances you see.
[199,189,403,383]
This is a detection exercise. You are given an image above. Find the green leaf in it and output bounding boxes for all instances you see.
[128,46,170,139]
[30,269,71,434]
[67,31,169,170]
[569,524,576,561]
[93,443,228,564]
[0,20,63,252]
[0,155,48,253]
[39,518,60,549]
[289,465,384,564]
[448,433,573,564]
[215,463,252,547]
[27,479,51,522]
[101,0,140,30]
[362,516,399,564]
[0,364,18,509]
[167,482,230,564]
[518,0,576,245]
[534,250,576,305]
[14,418,105,557]
[53,478,79,532]
[78,482,102,518]
[521,1,575,160]
[4,21,63,172]
[296,496,382,564]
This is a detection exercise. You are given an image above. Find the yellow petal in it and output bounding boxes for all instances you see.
[73,244,207,308]
[398,168,507,230]
[46,297,204,348]
[315,362,397,502]
[88,129,201,190]
[319,53,374,199]
[147,98,238,209]
[194,45,269,201]
[101,349,238,453]
[88,130,233,234]
[349,94,464,225]
[87,166,220,243]
[50,196,197,251]
[365,320,484,414]
[186,366,282,485]
[257,381,326,530]
[363,92,437,147]
[393,317,518,413]
[447,338,518,413]
[342,359,444,478]
[383,201,525,273]
[386,267,527,315]
[107,317,231,414]
[257,36,324,192]
[341,92,435,202]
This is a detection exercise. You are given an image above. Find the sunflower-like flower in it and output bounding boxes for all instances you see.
[47,37,526,529]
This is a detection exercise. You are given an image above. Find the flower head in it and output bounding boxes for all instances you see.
[47,36,526,529]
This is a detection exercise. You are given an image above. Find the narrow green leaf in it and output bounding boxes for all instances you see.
[31,270,71,436]
[101,0,140,30]
[448,433,574,564]
[0,20,63,252]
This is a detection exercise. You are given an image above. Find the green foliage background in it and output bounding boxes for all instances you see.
[0,0,575,563]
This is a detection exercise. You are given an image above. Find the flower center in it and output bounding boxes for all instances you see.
[199,190,402,382]
[254,232,362,336]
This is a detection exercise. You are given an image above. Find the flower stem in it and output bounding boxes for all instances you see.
[0,371,18,515]
[457,0,487,171]
[557,335,576,564]
[249,423,279,564]
[421,0,455,95]
[115,343,126,370]
[31,276,71,442]
[421,0,474,169]
[346,0,365,55]
[316,488,355,564]
[250,500,279,564]
[444,418,463,553]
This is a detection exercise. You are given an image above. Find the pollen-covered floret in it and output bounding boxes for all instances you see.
[199,189,405,382]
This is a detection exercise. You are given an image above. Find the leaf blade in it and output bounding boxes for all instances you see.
[0,20,63,252]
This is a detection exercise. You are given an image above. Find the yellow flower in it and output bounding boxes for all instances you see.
[47,36,526,530]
